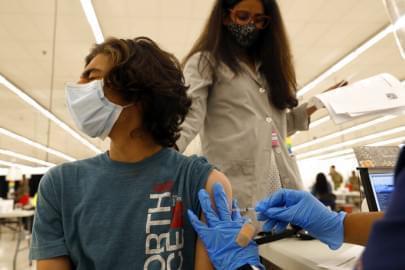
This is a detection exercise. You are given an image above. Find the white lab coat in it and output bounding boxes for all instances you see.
[177,52,308,207]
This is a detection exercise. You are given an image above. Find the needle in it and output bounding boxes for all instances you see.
[231,207,255,213]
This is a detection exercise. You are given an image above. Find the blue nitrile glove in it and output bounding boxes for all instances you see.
[255,189,346,250]
[187,183,264,270]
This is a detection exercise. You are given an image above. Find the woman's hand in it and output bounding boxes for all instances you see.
[256,189,346,250]
[307,80,349,116]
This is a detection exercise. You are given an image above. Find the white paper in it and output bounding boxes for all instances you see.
[313,73,405,124]
[347,106,405,117]
[331,74,404,114]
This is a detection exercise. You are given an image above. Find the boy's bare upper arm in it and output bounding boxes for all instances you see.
[194,169,233,270]
[37,256,72,270]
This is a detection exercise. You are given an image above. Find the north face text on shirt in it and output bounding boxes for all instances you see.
[144,181,184,270]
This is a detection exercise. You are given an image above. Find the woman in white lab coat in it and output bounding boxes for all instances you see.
[177,0,317,208]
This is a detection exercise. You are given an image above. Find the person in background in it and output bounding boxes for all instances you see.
[15,175,30,206]
[177,0,343,209]
[30,37,232,270]
[311,173,336,210]
[329,165,343,190]
[14,175,33,231]
[347,170,361,191]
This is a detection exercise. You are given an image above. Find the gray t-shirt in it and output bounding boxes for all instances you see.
[30,148,213,269]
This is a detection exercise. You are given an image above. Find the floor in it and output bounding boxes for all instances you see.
[0,226,36,270]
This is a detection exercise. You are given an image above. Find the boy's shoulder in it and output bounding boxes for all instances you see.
[53,153,102,171]
[42,154,105,184]
[171,151,214,186]
[168,149,211,170]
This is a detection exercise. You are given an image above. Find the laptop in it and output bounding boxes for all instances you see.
[358,168,395,212]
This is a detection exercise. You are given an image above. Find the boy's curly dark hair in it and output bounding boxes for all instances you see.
[85,37,191,147]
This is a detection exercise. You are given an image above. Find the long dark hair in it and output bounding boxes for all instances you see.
[183,0,298,110]
[314,173,330,195]
[86,37,191,147]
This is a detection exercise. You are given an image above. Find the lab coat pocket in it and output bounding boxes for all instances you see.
[241,162,254,175]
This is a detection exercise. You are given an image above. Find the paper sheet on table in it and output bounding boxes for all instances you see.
[313,73,405,124]
[317,245,364,270]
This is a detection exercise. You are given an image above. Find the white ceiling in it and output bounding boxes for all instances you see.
[0,0,404,169]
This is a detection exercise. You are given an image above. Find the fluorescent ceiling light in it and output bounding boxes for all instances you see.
[0,166,50,176]
[321,153,355,161]
[0,74,101,154]
[0,160,32,169]
[297,25,393,97]
[293,115,397,151]
[0,149,55,167]
[309,116,330,129]
[293,115,330,136]
[367,136,405,146]
[0,128,75,162]
[299,136,405,162]
[394,15,405,30]
[299,136,404,162]
[24,166,51,175]
[299,149,354,161]
[80,0,104,44]
[296,126,405,159]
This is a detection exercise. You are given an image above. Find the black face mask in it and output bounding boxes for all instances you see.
[226,22,260,48]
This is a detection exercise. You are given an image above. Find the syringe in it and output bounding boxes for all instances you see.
[231,207,255,213]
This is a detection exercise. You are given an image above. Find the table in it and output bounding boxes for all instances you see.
[0,209,35,270]
[259,237,364,270]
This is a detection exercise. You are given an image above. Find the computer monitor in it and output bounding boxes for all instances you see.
[358,168,395,212]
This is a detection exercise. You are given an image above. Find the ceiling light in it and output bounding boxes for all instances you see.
[0,149,55,167]
[296,126,405,159]
[384,1,405,59]
[367,136,405,146]
[297,25,393,97]
[298,136,405,162]
[294,116,330,136]
[299,149,354,161]
[80,0,104,44]
[321,153,355,161]
[0,74,101,154]
[309,116,330,129]
[0,128,75,162]
[0,165,51,176]
[0,160,32,169]
[293,115,397,151]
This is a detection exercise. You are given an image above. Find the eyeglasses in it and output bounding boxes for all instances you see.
[229,9,271,29]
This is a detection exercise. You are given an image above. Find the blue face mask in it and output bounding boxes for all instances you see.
[65,80,132,140]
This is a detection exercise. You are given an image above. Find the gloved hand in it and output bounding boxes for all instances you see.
[187,183,264,270]
[255,189,346,250]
